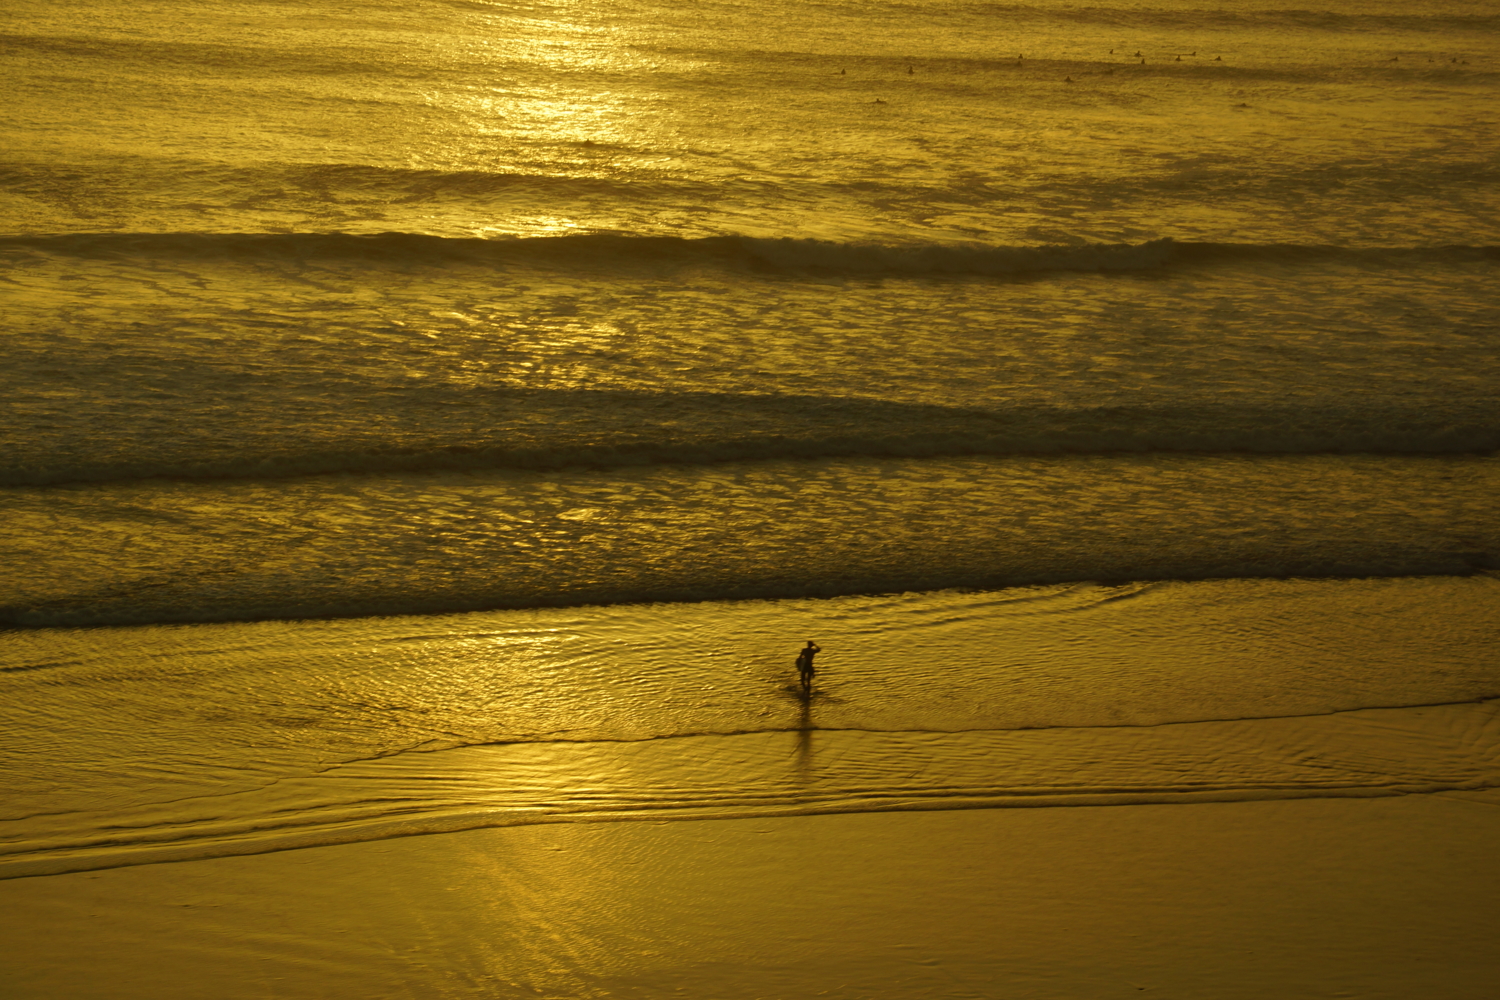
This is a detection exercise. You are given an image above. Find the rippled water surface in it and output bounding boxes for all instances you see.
[4,577,1498,879]
[1,11,1497,988]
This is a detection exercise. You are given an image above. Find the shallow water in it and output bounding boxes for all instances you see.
[4,576,1497,879]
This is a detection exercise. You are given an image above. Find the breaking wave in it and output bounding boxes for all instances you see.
[4,394,1497,487]
[4,231,1497,276]
[951,3,1500,34]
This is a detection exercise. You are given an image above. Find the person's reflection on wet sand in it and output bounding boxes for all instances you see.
[794,673,815,777]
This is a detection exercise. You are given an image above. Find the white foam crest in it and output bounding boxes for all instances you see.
[732,236,1178,274]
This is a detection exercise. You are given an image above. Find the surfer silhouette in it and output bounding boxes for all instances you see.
[796,641,821,695]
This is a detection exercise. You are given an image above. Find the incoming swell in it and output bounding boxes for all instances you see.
[958,4,1500,33]
[4,231,1497,275]
[5,392,1497,487]
[0,159,695,203]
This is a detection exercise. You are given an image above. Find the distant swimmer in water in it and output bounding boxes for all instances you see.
[796,641,821,695]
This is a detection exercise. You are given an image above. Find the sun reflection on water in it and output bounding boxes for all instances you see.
[409,4,708,203]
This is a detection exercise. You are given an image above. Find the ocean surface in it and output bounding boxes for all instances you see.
[3,0,1498,894]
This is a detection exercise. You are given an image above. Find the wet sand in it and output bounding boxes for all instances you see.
[4,790,1498,999]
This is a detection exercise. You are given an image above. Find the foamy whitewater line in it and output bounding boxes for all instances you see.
[8,563,1497,630]
[6,418,1496,487]
[4,231,1496,276]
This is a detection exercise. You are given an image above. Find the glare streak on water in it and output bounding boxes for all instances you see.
[4,0,1499,243]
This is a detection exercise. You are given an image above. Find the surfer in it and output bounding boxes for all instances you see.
[795,641,821,695]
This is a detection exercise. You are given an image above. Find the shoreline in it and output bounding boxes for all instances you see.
[5,564,1498,632]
